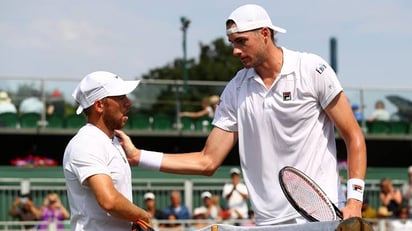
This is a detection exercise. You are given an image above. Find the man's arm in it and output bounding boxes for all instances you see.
[325,92,367,219]
[87,174,151,223]
[116,127,238,176]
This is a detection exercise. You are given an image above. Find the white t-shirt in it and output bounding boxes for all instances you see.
[222,182,249,219]
[213,47,344,225]
[63,124,133,231]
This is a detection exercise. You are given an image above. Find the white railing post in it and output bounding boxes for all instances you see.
[184,180,193,213]
[20,179,30,195]
[48,221,57,231]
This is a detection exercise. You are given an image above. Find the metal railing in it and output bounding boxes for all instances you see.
[0,177,407,222]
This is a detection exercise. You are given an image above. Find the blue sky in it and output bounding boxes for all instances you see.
[0,0,411,90]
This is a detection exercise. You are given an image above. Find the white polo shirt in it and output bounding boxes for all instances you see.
[63,124,132,231]
[222,182,249,218]
[213,47,344,225]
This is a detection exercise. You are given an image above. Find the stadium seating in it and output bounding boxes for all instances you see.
[152,114,174,130]
[65,114,86,129]
[46,114,65,128]
[366,121,390,134]
[129,114,152,130]
[388,121,409,134]
[19,112,41,128]
[0,112,19,128]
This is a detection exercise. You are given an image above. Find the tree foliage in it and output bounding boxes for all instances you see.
[137,37,242,115]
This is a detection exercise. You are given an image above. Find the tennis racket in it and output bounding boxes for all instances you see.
[278,166,343,222]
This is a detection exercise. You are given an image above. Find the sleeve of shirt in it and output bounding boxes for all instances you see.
[212,73,243,132]
[67,139,111,185]
[307,54,343,109]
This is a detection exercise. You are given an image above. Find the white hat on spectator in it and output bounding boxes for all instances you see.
[144,192,155,200]
[0,91,11,104]
[193,207,207,216]
[201,191,212,199]
[408,166,412,174]
[230,167,241,175]
[72,71,140,115]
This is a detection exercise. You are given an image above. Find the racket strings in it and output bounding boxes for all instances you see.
[283,171,336,221]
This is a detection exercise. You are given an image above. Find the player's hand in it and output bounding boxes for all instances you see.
[132,219,154,231]
[341,199,362,219]
[114,130,139,165]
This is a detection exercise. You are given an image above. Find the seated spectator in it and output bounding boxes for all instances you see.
[37,193,70,230]
[222,168,249,220]
[380,177,402,218]
[200,191,221,220]
[351,103,363,121]
[361,198,377,219]
[159,213,184,231]
[9,193,41,230]
[179,95,220,119]
[0,91,17,114]
[46,89,65,116]
[189,207,209,230]
[389,204,412,230]
[162,190,190,220]
[19,90,44,115]
[401,165,412,217]
[241,210,256,226]
[368,100,390,121]
[143,192,163,220]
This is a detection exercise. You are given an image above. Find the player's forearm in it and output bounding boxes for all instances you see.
[344,132,367,180]
[102,193,149,222]
[160,152,220,176]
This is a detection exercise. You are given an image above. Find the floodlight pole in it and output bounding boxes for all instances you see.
[181,16,190,92]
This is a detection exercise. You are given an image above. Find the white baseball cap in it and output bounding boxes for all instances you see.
[201,191,212,199]
[226,4,286,35]
[72,71,140,115]
[144,192,155,200]
[230,167,241,175]
[193,207,207,216]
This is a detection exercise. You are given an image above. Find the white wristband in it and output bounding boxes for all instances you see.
[139,150,163,171]
[347,178,365,202]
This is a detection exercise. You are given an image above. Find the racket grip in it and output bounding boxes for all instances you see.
[132,219,154,231]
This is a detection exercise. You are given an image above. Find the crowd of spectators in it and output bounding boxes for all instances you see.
[9,192,70,230]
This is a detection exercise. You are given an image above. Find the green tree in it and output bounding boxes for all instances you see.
[135,37,242,115]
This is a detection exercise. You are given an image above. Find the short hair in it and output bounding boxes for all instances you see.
[226,19,276,43]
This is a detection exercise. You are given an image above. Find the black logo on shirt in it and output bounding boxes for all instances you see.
[316,64,327,74]
[283,92,291,101]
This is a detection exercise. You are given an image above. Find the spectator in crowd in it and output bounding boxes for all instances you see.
[19,90,44,115]
[351,103,363,122]
[162,190,190,220]
[159,213,184,231]
[179,95,220,119]
[389,204,412,230]
[188,207,209,230]
[0,91,17,114]
[199,191,221,220]
[143,192,163,220]
[222,168,249,219]
[37,193,70,230]
[368,100,390,121]
[9,193,41,230]
[46,89,65,116]
[361,197,377,219]
[401,165,412,218]
[241,210,256,226]
[380,177,402,218]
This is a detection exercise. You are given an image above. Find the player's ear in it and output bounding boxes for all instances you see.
[94,99,106,113]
